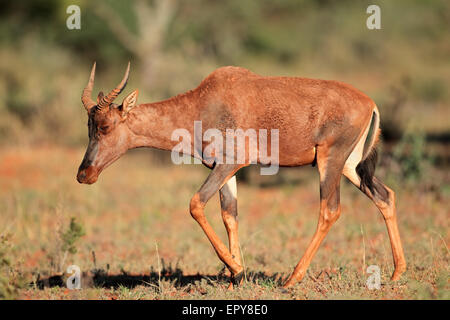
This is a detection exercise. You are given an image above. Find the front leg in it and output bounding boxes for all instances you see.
[190,164,245,278]
[220,175,244,288]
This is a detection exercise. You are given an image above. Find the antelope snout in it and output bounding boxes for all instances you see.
[77,166,98,184]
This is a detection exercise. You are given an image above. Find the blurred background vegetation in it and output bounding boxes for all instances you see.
[0,0,448,184]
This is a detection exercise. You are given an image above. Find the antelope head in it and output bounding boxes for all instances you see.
[77,62,138,184]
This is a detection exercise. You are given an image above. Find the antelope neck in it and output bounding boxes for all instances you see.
[126,91,200,153]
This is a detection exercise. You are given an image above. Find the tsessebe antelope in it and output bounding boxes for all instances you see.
[77,62,406,287]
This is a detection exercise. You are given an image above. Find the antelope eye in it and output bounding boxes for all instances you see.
[100,125,109,132]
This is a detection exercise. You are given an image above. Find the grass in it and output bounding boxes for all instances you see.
[0,145,448,300]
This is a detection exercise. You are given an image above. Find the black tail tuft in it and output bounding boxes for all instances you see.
[356,147,378,194]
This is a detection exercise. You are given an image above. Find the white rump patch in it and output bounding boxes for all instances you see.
[226,175,237,199]
[343,114,372,185]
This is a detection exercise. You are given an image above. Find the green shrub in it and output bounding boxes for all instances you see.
[61,217,86,255]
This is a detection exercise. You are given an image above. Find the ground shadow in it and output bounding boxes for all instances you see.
[33,267,285,290]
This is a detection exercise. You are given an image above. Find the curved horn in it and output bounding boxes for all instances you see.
[98,62,130,111]
[81,62,97,112]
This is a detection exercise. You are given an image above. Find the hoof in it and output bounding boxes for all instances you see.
[391,265,406,281]
[282,276,297,288]
[231,271,244,287]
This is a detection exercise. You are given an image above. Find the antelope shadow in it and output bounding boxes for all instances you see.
[33,268,285,290]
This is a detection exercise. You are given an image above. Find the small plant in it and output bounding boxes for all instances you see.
[52,217,86,274]
[61,217,86,255]
[0,233,26,299]
[0,234,13,299]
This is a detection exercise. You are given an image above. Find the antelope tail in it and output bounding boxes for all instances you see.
[356,106,381,194]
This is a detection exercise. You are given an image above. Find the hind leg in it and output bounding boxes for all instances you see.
[343,165,406,280]
[284,146,344,287]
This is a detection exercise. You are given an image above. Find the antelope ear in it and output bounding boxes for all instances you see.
[121,89,138,117]
[97,91,104,105]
